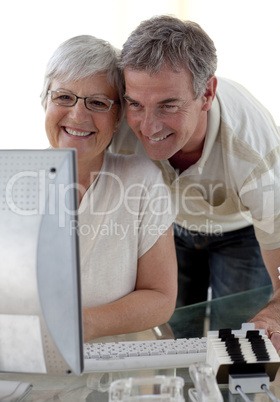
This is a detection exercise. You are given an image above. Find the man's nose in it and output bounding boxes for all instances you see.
[139,110,164,137]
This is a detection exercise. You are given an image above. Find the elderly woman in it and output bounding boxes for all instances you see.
[40,35,177,342]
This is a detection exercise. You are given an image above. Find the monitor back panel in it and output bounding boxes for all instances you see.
[0,149,83,375]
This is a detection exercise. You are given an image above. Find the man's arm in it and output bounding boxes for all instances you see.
[82,226,177,342]
[250,248,280,350]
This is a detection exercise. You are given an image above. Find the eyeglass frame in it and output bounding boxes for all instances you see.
[47,90,120,112]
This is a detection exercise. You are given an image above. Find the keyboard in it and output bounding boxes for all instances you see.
[84,337,207,373]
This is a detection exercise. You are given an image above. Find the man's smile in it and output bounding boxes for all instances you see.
[148,133,172,142]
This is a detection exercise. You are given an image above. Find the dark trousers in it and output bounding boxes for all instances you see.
[173,224,271,308]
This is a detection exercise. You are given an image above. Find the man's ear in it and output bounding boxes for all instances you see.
[202,76,217,111]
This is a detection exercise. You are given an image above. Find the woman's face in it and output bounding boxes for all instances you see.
[45,74,120,163]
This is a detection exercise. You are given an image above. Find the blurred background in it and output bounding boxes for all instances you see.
[1,0,279,149]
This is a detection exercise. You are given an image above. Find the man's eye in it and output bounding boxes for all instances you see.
[161,105,179,113]
[125,99,140,108]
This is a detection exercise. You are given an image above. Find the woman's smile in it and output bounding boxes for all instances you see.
[63,126,94,137]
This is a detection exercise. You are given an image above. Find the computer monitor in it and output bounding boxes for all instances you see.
[0,149,83,376]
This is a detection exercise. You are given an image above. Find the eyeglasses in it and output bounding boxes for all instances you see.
[48,90,119,112]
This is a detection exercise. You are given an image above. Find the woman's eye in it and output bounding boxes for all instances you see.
[86,98,110,111]
[59,95,72,100]
[52,93,74,103]
[91,100,106,106]
[93,102,106,108]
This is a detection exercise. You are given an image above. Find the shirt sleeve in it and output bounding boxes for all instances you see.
[239,146,280,250]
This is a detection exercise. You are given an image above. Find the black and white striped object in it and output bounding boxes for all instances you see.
[206,323,280,384]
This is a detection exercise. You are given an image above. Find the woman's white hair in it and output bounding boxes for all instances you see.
[41,35,124,110]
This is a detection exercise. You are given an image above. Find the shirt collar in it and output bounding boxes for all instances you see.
[196,95,221,173]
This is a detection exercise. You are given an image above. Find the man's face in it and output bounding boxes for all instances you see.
[124,65,212,161]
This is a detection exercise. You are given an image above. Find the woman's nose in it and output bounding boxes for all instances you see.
[67,99,91,122]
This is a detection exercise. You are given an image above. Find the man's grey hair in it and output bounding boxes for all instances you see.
[120,15,217,99]
[41,35,124,110]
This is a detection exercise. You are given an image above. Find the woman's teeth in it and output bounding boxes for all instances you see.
[65,128,92,137]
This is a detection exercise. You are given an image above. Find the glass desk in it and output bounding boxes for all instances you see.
[1,285,279,401]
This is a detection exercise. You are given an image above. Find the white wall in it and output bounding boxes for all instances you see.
[188,0,280,127]
[1,0,279,149]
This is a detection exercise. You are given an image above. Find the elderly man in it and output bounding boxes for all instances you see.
[111,15,280,349]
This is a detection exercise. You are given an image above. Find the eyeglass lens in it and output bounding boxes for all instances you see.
[51,91,113,111]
